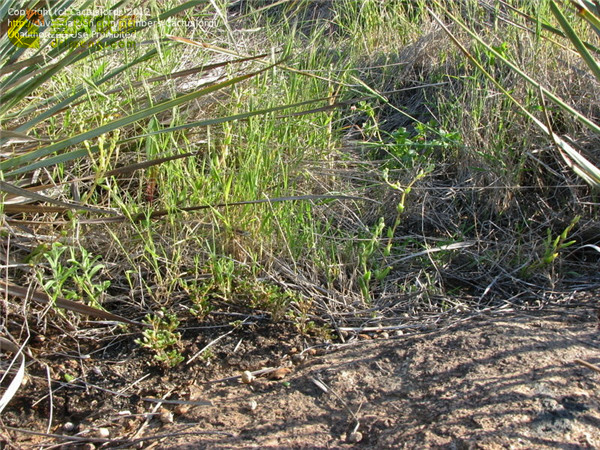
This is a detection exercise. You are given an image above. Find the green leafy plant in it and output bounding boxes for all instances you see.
[234,279,297,322]
[135,308,184,368]
[33,242,110,310]
[180,280,215,319]
[358,217,387,302]
[384,122,461,169]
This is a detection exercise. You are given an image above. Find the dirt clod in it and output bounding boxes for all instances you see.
[267,367,291,380]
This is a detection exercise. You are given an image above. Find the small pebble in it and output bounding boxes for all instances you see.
[82,444,95,450]
[291,354,306,364]
[96,427,110,438]
[63,422,76,432]
[395,330,404,336]
[159,408,174,424]
[348,431,363,443]
[358,334,371,340]
[305,348,317,356]
[249,400,258,411]
[241,371,255,384]
[380,332,390,339]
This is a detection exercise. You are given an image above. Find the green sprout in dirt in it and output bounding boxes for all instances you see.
[233,278,298,322]
[287,297,332,340]
[135,308,184,368]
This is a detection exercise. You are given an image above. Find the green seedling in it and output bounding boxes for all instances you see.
[524,215,581,276]
[180,279,214,319]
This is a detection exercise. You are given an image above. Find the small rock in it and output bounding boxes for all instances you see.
[380,332,390,339]
[159,408,174,424]
[96,427,110,438]
[395,329,404,336]
[82,444,95,450]
[291,353,306,364]
[358,334,371,340]
[305,348,317,356]
[348,431,363,443]
[248,400,258,411]
[241,371,255,384]
[63,422,76,432]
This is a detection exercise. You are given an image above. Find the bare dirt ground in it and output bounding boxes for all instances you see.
[2,292,599,449]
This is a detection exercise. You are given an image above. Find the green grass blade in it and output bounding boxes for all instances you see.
[430,5,600,187]
[0,64,278,173]
[497,0,600,54]
[4,89,365,178]
[11,49,159,131]
[117,94,371,144]
[571,0,600,37]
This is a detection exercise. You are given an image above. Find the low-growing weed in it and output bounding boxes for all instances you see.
[135,308,184,367]
[180,279,215,319]
[384,122,462,169]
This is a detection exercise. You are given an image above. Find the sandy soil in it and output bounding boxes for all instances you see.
[2,294,599,449]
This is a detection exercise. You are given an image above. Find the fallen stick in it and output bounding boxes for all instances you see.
[574,359,600,374]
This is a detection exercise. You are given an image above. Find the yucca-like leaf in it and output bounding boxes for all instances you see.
[0,280,145,326]
[0,64,276,175]
[551,1,600,81]
[571,0,600,37]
